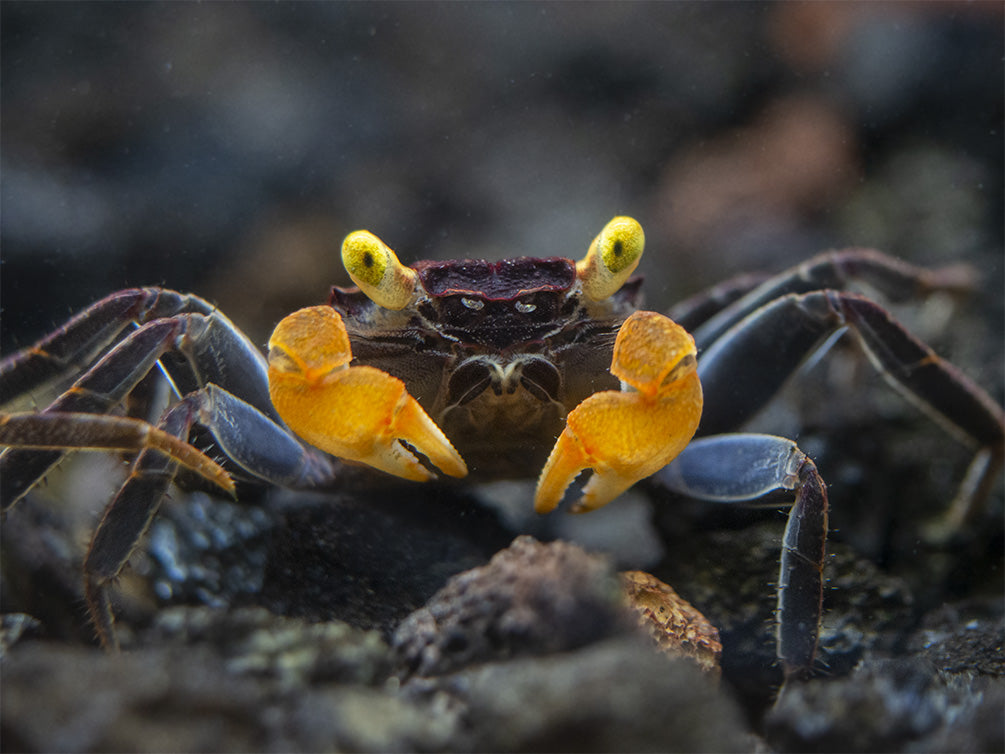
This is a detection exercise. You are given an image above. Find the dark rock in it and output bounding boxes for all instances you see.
[404,635,751,753]
[0,613,42,656]
[906,600,1005,677]
[650,517,915,687]
[1,493,102,644]
[644,514,921,725]
[143,491,277,610]
[0,634,456,753]
[393,536,634,678]
[1,642,282,753]
[816,541,917,673]
[143,605,391,689]
[766,656,1005,753]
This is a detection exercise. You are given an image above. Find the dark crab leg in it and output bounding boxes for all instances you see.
[1,309,325,508]
[688,248,976,349]
[656,434,829,678]
[80,385,333,650]
[667,272,771,333]
[82,393,211,650]
[191,383,336,488]
[0,411,234,495]
[0,288,216,407]
[698,290,1005,532]
[2,317,192,508]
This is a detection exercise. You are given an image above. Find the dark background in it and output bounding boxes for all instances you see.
[3,2,1002,359]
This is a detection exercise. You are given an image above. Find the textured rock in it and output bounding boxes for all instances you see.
[0,608,445,753]
[144,605,391,689]
[393,536,634,677]
[405,635,751,753]
[906,600,1005,677]
[622,569,722,675]
[766,655,1005,753]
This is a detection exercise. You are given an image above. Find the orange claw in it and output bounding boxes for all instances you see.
[268,306,467,481]
[534,311,703,514]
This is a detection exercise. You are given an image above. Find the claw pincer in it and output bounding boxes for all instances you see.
[268,306,467,482]
[534,311,703,513]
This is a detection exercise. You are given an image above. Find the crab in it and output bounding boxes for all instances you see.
[1,217,1003,679]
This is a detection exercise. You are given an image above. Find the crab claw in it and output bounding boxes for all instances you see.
[534,311,703,514]
[268,306,467,481]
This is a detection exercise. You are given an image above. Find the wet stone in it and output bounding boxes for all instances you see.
[404,635,751,753]
[906,599,1005,677]
[0,637,455,753]
[144,491,277,610]
[143,605,391,690]
[0,494,101,644]
[766,655,1005,753]
[393,535,635,678]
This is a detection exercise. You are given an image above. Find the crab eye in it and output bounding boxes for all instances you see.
[577,216,645,301]
[341,230,419,310]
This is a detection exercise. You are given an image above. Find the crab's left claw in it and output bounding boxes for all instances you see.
[268,306,467,481]
[535,311,703,514]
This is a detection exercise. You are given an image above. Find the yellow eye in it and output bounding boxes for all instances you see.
[341,230,419,310]
[342,231,388,288]
[577,216,645,301]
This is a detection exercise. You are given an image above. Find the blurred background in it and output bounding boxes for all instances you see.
[3,2,1002,353]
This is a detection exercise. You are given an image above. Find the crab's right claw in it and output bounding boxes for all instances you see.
[534,311,703,514]
[268,306,467,481]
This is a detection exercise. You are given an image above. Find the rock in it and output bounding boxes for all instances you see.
[1,642,280,753]
[405,635,751,752]
[144,605,391,689]
[766,655,1005,753]
[622,569,722,675]
[393,536,634,678]
[906,600,1005,677]
[0,609,449,753]
[649,516,916,698]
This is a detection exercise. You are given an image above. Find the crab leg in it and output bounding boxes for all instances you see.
[77,379,338,650]
[268,306,467,482]
[667,273,772,333]
[699,291,1005,438]
[685,248,976,348]
[1,317,189,508]
[698,289,1004,534]
[1,308,326,508]
[0,411,234,495]
[0,288,217,407]
[81,393,215,650]
[535,311,703,514]
[656,434,829,678]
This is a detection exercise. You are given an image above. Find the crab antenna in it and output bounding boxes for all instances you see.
[342,231,420,310]
[576,216,645,301]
